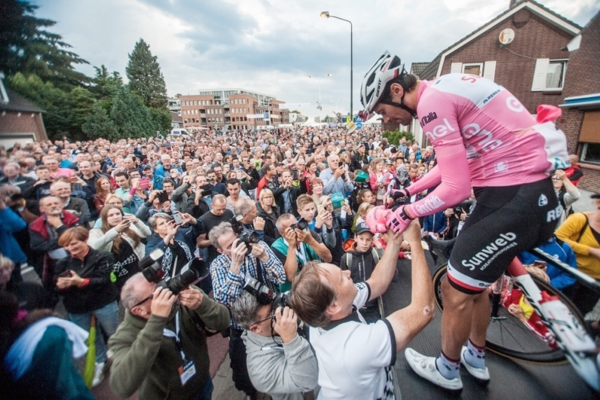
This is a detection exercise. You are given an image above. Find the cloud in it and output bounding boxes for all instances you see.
[33,0,599,118]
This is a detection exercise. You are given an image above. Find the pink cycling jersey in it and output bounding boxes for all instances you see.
[405,73,568,219]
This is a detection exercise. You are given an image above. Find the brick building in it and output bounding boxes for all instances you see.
[179,89,289,131]
[409,0,581,146]
[557,12,600,191]
[0,73,48,148]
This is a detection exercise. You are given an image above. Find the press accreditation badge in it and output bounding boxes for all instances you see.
[179,359,196,386]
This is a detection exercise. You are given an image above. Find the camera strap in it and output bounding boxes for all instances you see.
[163,311,187,361]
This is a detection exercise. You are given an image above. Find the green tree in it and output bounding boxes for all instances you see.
[82,103,118,140]
[150,107,172,133]
[0,0,90,89]
[126,39,168,109]
[67,86,95,139]
[110,86,157,138]
[91,65,123,113]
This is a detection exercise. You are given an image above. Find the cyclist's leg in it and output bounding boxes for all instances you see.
[407,179,558,388]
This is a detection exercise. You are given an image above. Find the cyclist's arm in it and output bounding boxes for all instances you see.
[405,114,471,219]
[405,165,441,196]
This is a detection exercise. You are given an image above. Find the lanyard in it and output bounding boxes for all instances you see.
[163,311,187,361]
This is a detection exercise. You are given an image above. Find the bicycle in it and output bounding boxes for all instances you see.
[425,235,600,391]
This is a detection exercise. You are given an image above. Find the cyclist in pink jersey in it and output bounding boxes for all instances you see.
[360,51,569,390]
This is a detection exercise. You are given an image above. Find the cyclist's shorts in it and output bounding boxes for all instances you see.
[447,177,557,294]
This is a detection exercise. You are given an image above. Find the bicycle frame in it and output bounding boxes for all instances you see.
[506,257,600,391]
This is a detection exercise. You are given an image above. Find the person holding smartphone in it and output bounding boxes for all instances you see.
[88,206,152,290]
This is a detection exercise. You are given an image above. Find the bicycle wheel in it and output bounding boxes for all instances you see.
[432,265,585,365]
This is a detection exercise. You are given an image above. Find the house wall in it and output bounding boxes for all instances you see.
[440,9,574,113]
[557,14,600,192]
[0,111,48,144]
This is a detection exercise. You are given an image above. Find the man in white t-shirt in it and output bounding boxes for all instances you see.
[290,220,434,400]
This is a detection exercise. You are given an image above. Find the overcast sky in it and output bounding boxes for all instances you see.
[33,0,599,118]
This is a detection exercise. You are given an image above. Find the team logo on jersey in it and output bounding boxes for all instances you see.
[495,161,509,173]
[462,232,517,271]
[419,111,438,127]
[538,194,548,207]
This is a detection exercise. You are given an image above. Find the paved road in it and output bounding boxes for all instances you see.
[382,253,600,400]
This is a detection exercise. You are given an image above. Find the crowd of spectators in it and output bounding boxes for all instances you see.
[0,126,597,399]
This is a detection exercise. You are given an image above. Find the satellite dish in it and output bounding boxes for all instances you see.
[499,28,515,45]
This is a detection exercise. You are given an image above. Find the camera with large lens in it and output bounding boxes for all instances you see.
[244,277,290,310]
[290,220,308,231]
[231,215,260,254]
[140,248,209,295]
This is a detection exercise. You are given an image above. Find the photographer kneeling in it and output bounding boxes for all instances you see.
[108,272,229,400]
[232,290,318,400]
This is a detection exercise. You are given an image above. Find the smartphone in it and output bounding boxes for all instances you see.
[139,177,150,189]
[173,212,183,225]
[59,270,72,278]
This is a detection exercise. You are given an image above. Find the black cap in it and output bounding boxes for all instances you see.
[355,222,373,235]
[142,164,152,170]
[591,193,600,199]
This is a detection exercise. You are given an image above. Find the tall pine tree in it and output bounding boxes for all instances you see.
[0,0,90,89]
[126,39,168,109]
[110,86,157,138]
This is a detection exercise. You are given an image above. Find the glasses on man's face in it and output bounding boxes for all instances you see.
[254,308,275,325]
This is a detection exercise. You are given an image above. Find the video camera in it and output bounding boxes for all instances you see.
[231,215,260,254]
[244,277,290,310]
[140,248,209,295]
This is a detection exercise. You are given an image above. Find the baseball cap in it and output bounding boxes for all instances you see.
[355,222,373,235]
[142,164,153,170]
[591,193,600,199]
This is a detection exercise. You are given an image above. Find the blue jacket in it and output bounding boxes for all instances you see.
[518,236,577,290]
[423,211,447,236]
[0,207,27,264]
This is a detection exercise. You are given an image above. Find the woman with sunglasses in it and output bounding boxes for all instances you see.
[552,169,580,226]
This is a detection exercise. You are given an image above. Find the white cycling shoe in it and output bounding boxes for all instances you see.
[460,346,490,381]
[405,348,463,390]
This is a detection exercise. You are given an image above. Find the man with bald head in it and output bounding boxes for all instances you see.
[29,195,81,302]
[50,180,91,225]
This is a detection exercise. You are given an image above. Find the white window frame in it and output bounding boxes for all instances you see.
[531,58,567,92]
[462,63,484,77]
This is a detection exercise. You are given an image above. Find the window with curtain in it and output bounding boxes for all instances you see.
[546,61,566,89]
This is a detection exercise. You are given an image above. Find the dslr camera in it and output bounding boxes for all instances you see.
[230,215,260,253]
[290,220,308,231]
[244,277,290,310]
[140,248,209,295]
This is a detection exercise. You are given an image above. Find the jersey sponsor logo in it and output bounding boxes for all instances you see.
[494,161,509,173]
[419,111,438,127]
[462,232,518,271]
[506,96,525,113]
[462,123,504,154]
[538,194,548,207]
[546,204,562,223]
[415,195,445,215]
[480,89,501,107]
[425,118,454,141]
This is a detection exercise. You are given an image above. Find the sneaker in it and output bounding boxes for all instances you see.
[405,348,463,390]
[92,362,105,388]
[460,346,490,381]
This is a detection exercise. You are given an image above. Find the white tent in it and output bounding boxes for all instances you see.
[364,115,382,125]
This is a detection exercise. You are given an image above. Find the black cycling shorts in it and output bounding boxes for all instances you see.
[447,177,558,294]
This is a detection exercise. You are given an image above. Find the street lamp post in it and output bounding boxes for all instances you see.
[320,11,353,118]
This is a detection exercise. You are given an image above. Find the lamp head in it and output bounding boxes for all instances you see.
[320,11,330,18]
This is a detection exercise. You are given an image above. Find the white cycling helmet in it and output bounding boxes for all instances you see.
[360,51,416,117]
